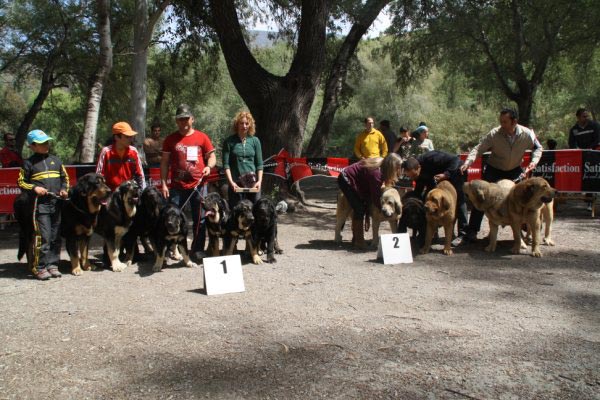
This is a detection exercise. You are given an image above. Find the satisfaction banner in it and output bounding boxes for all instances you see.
[1,150,599,213]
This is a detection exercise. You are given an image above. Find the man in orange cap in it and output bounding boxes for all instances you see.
[96,121,146,191]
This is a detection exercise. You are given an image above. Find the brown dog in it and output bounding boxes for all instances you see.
[506,177,556,257]
[335,186,402,249]
[463,179,515,253]
[421,180,457,255]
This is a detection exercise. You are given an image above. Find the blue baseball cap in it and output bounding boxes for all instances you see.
[27,129,54,145]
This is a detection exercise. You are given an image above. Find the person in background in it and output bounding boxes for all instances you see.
[17,130,69,280]
[402,151,468,243]
[568,108,600,150]
[546,139,557,150]
[161,104,216,260]
[0,133,23,168]
[410,125,434,156]
[143,119,163,168]
[379,120,397,155]
[567,108,600,211]
[454,108,543,246]
[96,122,146,192]
[337,153,403,249]
[392,126,413,159]
[353,116,388,159]
[223,111,264,210]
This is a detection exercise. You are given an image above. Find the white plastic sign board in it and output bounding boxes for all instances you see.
[203,255,245,295]
[377,233,413,264]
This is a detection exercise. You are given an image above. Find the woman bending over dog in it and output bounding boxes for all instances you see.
[337,153,403,249]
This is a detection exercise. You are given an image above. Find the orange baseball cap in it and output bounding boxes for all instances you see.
[112,121,137,136]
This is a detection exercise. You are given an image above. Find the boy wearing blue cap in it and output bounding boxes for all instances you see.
[17,130,69,280]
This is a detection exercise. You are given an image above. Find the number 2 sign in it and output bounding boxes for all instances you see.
[202,255,246,295]
[376,233,413,264]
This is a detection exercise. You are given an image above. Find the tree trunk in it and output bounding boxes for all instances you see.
[130,0,170,162]
[208,0,327,157]
[15,63,59,154]
[306,0,390,157]
[80,0,112,163]
[130,0,149,159]
[516,91,534,128]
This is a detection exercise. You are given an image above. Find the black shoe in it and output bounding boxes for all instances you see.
[452,235,473,247]
[191,251,207,263]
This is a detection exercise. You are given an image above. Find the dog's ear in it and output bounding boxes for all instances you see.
[475,188,485,205]
[440,193,450,212]
[522,181,536,202]
[395,199,402,215]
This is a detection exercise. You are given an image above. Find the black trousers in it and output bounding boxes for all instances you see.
[33,210,61,272]
[466,164,523,236]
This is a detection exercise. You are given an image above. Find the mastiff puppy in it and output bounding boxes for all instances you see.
[397,191,426,247]
[252,198,283,263]
[463,179,515,253]
[203,192,230,257]
[152,203,194,272]
[506,177,556,257]
[123,186,165,263]
[335,186,402,249]
[224,199,261,264]
[61,173,111,275]
[421,180,457,255]
[95,180,140,272]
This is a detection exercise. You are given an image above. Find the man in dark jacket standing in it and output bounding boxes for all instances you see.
[568,108,600,150]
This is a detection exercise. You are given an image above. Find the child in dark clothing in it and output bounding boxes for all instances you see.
[17,130,69,280]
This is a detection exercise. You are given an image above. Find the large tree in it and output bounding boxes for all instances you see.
[179,0,392,157]
[387,0,600,127]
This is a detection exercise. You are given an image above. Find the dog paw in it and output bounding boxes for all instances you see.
[443,248,453,255]
[267,255,277,263]
[112,262,127,272]
[544,238,555,246]
[484,245,495,252]
[72,267,83,276]
[532,248,542,258]
[275,248,283,254]
[252,255,263,265]
[185,261,196,268]
[511,246,522,255]
[419,247,429,255]
[152,263,162,272]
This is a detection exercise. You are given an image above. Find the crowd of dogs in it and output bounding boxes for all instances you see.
[14,173,282,276]
[335,176,556,258]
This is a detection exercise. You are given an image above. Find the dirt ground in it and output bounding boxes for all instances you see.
[0,197,599,399]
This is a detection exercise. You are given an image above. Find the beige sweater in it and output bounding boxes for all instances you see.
[466,124,542,171]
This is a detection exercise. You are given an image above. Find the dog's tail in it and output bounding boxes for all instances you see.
[17,230,27,260]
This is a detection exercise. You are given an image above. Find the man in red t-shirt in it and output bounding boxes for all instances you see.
[0,133,23,168]
[96,122,146,191]
[161,104,216,259]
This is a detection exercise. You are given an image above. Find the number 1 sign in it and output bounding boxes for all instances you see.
[202,255,246,295]
[376,233,413,264]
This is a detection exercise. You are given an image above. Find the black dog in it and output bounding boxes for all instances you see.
[223,199,261,264]
[397,191,426,247]
[252,198,282,263]
[123,186,165,263]
[203,192,230,257]
[95,180,140,272]
[152,203,194,272]
[61,173,111,275]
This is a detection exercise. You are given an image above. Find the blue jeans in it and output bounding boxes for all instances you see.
[169,185,207,253]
